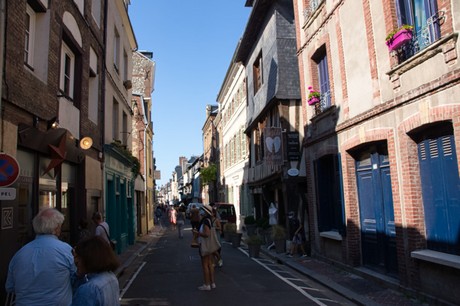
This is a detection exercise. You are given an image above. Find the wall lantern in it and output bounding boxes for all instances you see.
[79,136,93,150]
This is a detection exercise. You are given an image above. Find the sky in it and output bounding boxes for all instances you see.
[128,1,251,188]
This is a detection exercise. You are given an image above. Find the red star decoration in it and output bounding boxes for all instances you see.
[43,134,67,177]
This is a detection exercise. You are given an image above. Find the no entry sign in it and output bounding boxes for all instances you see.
[0,153,20,187]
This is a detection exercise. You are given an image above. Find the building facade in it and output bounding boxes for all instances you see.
[131,51,155,236]
[0,0,106,302]
[202,105,218,204]
[293,0,460,303]
[217,50,250,229]
[236,0,306,231]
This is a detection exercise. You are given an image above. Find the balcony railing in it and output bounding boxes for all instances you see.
[303,0,323,21]
[314,91,331,116]
[394,11,445,63]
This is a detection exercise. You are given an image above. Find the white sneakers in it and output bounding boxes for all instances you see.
[198,284,211,291]
[198,283,216,291]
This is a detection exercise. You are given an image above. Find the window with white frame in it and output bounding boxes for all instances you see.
[60,42,75,99]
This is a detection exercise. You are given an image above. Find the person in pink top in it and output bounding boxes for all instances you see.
[169,206,177,230]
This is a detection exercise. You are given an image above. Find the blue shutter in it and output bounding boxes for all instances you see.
[318,54,330,107]
[418,135,460,255]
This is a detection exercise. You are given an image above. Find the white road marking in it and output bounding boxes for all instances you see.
[119,261,146,298]
[238,248,328,306]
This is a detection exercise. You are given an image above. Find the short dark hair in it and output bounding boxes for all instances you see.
[74,236,120,273]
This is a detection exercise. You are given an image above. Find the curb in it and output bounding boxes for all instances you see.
[259,248,380,306]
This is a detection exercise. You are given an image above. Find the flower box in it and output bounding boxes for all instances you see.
[386,26,413,52]
[308,97,320,105]
[307,86,320,106]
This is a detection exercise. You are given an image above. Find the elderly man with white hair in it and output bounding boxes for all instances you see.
[5,208,76,306]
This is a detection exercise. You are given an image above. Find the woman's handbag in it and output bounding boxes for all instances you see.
[200,221,221,256]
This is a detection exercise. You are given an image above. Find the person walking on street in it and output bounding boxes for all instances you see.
[192,204,219,291]
[211,206,223,267]
[72,236,120,306]
[155,205,163,227]
[176,205,186,239]
[92,212,112,247]
[287,211,307,257]
[5,208,76,305]
[169,206,177,230]
[190,204,200,231]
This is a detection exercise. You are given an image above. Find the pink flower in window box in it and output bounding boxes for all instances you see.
[307,86,320,105]
[386,25,414,51]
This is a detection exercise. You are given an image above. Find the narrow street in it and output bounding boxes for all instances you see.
[119,221,355,306]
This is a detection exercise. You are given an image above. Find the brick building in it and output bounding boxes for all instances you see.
[0,0,105,302]
[293,0,460,303]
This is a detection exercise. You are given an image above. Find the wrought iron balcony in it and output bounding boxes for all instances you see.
[393,11,445,63]
[314,91,331,116]
[303,0,323,21]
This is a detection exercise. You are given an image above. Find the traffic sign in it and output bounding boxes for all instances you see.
[0,153,20,187]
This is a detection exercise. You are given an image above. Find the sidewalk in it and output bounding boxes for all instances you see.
[259,246,437,306]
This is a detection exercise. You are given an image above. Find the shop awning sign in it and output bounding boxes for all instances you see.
[0,153,20,187]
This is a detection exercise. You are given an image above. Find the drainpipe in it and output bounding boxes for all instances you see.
[0,0,6,151]
[101,0,108,214]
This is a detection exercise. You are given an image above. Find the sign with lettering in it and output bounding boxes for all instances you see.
[287,132,300,161]
[0,188,16,200]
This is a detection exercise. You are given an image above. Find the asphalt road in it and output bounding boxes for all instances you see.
[119,222,355,306]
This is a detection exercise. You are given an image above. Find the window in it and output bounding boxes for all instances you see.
[91,0,101,27]
[395,0,441,58]
[313,46,331,112]
[123,49,128,81]
[315,154,345,233]
[88,48,99,124]
[122,112,128,145]
[24,5,36,67]
[114,28,120,72]
[60,42,75,99]
[413,122,460,255]
[253,52,263,93]
[112,99,119,141]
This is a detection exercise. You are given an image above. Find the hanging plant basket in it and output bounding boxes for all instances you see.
[386,28,413,51]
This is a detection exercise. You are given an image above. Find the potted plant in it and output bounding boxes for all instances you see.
[385,24,414,51]
[270,225,286,253]
[244,215,257,236]
[245,235,264,258]
[223,222,237,242]
[307,86,321,105]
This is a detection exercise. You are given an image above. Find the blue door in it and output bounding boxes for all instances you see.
[356,149,398,274]
[418,135,460,255]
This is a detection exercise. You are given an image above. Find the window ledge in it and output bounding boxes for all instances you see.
[320,231,342,241]
[411,249,460,270]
